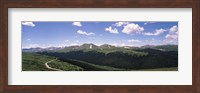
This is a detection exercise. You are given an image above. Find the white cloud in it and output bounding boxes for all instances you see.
[143,28,167,36]
[164,34,178,43]
[65,40,69,42]
[77,30,95,36]
[22,22,35,27]
[72,22,82,27]
[164,25,178,43]
[122,23,144,34]
[105,26,119,34]
[29,44,40,48]
[27,38,31,41]
[23,43,69,48]
[24,44,55,48]
[70,43,79,46]
[105,22,144,34]
[169,25,178,34]
[165,34,178,40]
[23,44,40,48]
[127,39,141,43]
[114,22,129,27]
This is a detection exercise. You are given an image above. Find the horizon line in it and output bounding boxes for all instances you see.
[22,43,178,49]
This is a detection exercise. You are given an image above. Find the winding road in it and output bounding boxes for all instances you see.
[45,58,63,71]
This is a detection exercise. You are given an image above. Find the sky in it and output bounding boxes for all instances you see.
[22,21,178,48]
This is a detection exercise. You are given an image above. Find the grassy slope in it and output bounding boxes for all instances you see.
[60,59,125,71]
[22,52,83,71]
[48,60,83,71]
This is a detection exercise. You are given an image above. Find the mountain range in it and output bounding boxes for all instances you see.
[22,43,178,52]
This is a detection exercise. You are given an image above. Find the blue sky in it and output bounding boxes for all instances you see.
[22,21,178,48]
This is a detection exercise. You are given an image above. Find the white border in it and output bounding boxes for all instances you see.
[8,8,192,85]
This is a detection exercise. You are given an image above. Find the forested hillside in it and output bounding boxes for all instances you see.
[26,44,179,71]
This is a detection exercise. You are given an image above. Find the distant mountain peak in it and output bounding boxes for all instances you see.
[79,43,98,49]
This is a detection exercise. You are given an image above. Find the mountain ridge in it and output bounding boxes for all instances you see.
[22,43,178,52]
